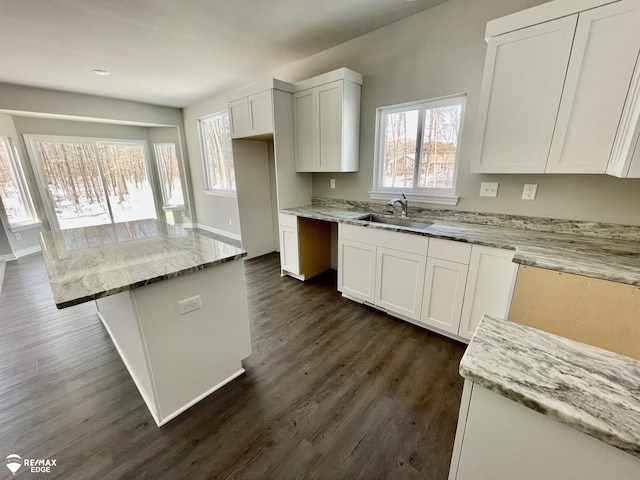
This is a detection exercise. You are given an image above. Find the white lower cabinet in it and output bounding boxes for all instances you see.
[338,226,518,342]
[375,247,426,321]
[279,225,300,276]
[421,257,469,335]
[337,239,376,303]
[458,245,519,340]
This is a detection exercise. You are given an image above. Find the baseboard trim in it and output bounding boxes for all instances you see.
[195,223,242,241]
[156,368,246,427]
[14,245,42,258]
[97,311,161,426]
[0,253,16,261]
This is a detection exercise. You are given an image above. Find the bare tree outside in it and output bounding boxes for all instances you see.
[201,113,235,191]
[419,105,462,188]
[379,99,463,192]
[155,143,185,207]
[32,139,157,229]
[0,138,31,224]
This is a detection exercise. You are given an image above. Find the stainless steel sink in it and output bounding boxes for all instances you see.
[359,214,433,230]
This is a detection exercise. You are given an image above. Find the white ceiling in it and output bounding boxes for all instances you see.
[0,0,447,108]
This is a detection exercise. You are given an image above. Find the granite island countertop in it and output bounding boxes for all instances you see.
[40,219,246,309]
[280,200,640,286]
[460,315,640,459]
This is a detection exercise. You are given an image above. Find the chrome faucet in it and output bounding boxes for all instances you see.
[388,193,408,218]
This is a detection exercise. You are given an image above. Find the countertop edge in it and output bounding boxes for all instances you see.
[53,251,247,309]
[459,316,640,459]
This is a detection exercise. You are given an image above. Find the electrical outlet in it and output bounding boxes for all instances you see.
[178,295,201,315]
[228,218,233,226]
[14,232,21,240]
[330,179,336,189]
[480,182,499,197]
[522,184,538,200]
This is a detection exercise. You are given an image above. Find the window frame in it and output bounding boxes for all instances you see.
[24,134,157,231]
[0,136,38,228]
[153,143,186,209]
[371,94,466,206]
[198,111,235,196]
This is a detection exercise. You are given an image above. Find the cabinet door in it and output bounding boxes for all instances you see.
[248,90,273,136]
[279,226,300,275]
[338,239,375,303]
[375,247,426,321]
[421,258,468,335]
[471,15,577,173]
[459,246,517,340]
[293,89,316,172]
[546,0,640,173]
[317,80,344,172]
[229,98,250,139]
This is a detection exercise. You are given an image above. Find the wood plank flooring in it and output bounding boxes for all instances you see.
[0,252,466,479]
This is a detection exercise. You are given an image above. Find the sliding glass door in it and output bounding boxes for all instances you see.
[27,136,157,230]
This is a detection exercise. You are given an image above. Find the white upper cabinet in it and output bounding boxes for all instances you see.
[228,80,294,139]
[547,0,640,173]
[472,0,640,175]
[229,90,273,139]
[472,15,577,173]
[293,68,362,172]
[607,41,640,178]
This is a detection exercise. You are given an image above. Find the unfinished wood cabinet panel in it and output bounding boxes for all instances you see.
[297,217,331,279]
[509,265,640,360]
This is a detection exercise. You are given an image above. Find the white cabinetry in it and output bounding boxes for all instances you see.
[472,16,576,173]
[458,245,518,340]
[293,68,362,172]
[375,247,426,321]
[338,227,517,342]
[338,239,376,302]
[450,381,640,480]
[338,224,429,321]
[472,0,640,175]
[421,238,472,335]
[229,90,273,139]
[278,213,332,281]
[279,213,300,277]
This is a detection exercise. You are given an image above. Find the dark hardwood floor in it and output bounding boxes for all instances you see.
[0,252,466,479]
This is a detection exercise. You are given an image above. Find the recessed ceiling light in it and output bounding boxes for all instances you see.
[93,69,111,76]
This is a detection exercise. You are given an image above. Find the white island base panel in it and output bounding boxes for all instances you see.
[96,260,251,427]
[449,380,640,480]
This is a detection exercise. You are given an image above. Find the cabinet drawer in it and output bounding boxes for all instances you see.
[428,238,472,264]
[339,224,429,256]
[278,213,298,229]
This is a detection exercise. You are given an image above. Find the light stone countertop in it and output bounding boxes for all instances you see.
[280,201,640,286]
[40,219,246,309]
[460,315,640,459]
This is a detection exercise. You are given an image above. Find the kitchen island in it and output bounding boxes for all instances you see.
[40,219,251,426]
[448,315,640,479]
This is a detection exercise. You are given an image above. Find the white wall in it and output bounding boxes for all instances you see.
[0,113,46,255]
[182,94,242,236]
[0,84,190,254]
[265,0,639,226]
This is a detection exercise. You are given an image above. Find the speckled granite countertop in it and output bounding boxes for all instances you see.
[460,315,640,458]
[281,200,640,286]
[40,219,246,309]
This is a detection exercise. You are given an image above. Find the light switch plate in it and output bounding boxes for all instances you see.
[522,184,538,200]
[480,182,499,197]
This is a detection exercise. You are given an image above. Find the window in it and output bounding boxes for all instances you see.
[0,137,37,227]
[25,135,157,230]
[199,112,235,194]
[154,143,185,208]
[373,95,465,204]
